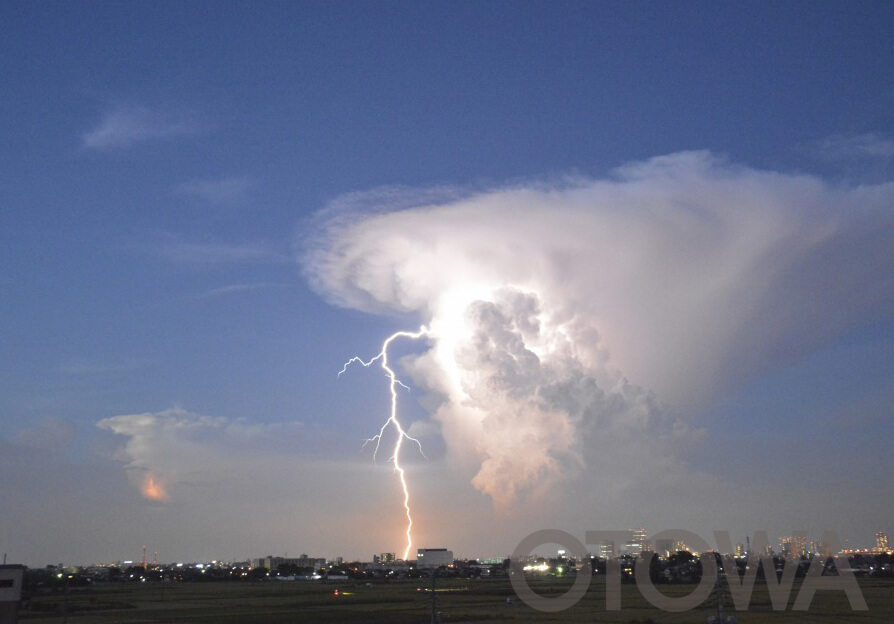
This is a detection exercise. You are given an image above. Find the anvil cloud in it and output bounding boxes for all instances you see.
[304,152,894,505]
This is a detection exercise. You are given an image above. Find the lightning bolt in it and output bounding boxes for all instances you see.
[339,327,429,560]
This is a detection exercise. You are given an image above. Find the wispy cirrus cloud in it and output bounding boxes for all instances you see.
[152,236,290,266]
[82,104,199,149]
[195,283,286,299]
[176,176,255,205]
[55,357,141,376]
[812,132,894,161]
[159,241,287,265]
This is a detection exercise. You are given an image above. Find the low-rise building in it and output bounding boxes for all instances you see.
[416,548,453,568]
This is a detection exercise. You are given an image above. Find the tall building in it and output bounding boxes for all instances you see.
[876,532,889,551]
[654,539,675,558]
[598,540,615,559]
[625,527,649,556]
[778,534,807,558]
[778,536,793,557]
[792,533,807,557]
[633,527,652,553]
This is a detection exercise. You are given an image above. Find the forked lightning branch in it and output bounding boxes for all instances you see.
[338,327,430,560]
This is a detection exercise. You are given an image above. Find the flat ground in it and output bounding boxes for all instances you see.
[17,576,894,623]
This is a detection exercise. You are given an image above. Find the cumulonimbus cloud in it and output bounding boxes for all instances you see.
[97,408,308,502]
[94,408,429,559]
[302,151,894,505]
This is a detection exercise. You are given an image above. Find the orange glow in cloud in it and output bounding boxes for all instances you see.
[141,473,169,502]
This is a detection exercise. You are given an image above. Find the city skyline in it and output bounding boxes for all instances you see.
[18,524,894,571]
[2,2,894,567]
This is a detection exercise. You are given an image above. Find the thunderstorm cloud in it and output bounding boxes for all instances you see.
[303,151,894,507]
[95,408,417,558]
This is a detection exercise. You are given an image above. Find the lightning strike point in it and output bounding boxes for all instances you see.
[340,326,429,560]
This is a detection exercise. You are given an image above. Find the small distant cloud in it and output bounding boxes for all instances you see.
[56,358,140,376]
[125,232,291,269]
[176,176,254,205]
[812,132,894,161]
[144,232,292,266]
[155,238,289,266]
[82,105,198,149]
[196,283,284,299]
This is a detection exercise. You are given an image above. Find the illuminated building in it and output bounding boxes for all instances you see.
[416,548,453,568]
[633,527,650,552]
[877,532,889,551]
[779,533,807,558]
[251,555,325,572]
[624,527,648,556]
[654,539,675,558]
[793,534,807,557]
[779,536,793,557]
[598,541,615,559]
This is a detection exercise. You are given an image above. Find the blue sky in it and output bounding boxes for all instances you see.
[2,1,893,566]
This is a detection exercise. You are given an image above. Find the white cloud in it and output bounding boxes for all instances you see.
[303,151,894,507]
[82,105,197,149]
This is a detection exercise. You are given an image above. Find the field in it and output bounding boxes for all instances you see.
[17,576,894,623]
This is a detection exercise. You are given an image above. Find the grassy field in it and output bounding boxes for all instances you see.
[17,576,894,623]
